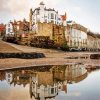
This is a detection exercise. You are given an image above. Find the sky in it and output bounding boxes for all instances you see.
[0,0,100,33]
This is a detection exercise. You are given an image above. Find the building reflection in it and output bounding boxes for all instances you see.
[0,64,88,100]
[0,71,5,81]
[30,64,87,100]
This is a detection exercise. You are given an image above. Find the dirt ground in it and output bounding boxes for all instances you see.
[0,40,100,70]
[0,40,21,53]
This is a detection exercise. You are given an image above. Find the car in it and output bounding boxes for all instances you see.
[70,48,81,52]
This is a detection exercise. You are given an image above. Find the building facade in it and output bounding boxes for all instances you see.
[66,21,88,50]
[34,22,66,46]
[29,2,67,31]
[6,21,14,36]
[6,19,30,35]
[0,24,6,37]
[87,31,100,51]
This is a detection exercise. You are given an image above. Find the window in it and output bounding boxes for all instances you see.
[58,18,61,20]
[51,13,54,19]
[51,88,54,94]
[8,28,10,32]
[8,79,10,82]
[8,74,11,78]
[55,88,57,93]
[48,14,49,19]
[44,16,47,18]
[8,24,10,27]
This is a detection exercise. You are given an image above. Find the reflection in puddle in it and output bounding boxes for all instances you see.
[0,64,88,100]
[30,65,87,100]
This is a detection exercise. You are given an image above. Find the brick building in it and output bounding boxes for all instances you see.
[6,19,30,35]
[0,24,6,37]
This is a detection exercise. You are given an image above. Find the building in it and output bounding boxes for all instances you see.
[64,64,87,83]
[87,31,100,51]
[29,1,67,31]
[30,71,67,100]
[14,19,30,34]
[6,21,14,36]
[29,2,67,47]
[0,71,5,81]
[6,19,30,36]
[5,72,13,84]
[0,24,6,37]
[30,64,87,100]
[32,22,66,47]
[51,64,87,84]
[66,21,88,50]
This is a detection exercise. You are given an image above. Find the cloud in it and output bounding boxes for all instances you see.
[0,0,31,13]
[0,0,100,32]
[0,0,33,22]
[0,0,61,22]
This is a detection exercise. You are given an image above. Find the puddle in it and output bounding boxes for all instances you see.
[0,64,100,100]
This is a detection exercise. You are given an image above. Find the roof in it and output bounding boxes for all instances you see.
[87,31,97,38]
[67,23,87,33]
[33,7,58,14]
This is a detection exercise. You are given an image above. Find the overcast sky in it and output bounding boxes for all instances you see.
[0,0,100,33]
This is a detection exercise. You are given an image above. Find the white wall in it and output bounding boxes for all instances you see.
[6,22,14,35]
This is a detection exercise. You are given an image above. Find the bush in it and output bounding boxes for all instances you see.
[60,43,69,51]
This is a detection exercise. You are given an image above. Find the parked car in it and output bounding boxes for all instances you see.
[70,48,81,52]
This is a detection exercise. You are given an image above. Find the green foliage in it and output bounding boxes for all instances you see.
[61,42,69,51]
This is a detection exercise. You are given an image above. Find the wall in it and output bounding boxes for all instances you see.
[36,22,66,46]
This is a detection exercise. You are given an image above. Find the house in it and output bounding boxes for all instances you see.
[6,19,30,36]
[0,24,6,37]
[0,71,5,81]
[87,31,100,51]
[66,21,88,50]
[29,1,67,31]
[14,19,30,34]
[6,21,14,36]
[5,72,13,84]
[30,72,67,100]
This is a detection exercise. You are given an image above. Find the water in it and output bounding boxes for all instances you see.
[0,64,100,100]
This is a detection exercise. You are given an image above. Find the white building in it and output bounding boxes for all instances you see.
[66,21,88,50]
[5,72,13,84]
[30,72,67,100]
[30,2,67,31]
[6,21,14,36]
